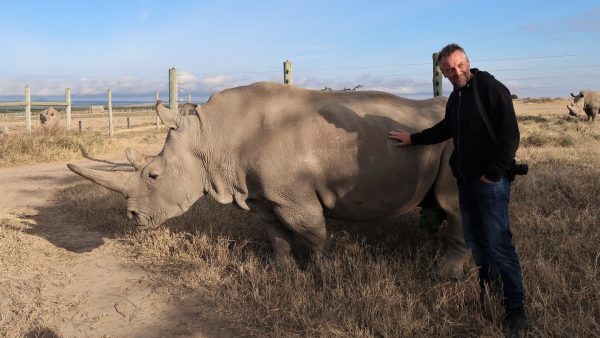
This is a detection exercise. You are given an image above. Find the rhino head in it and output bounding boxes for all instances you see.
[571,91,584,105]
[39,107,59,125]
[67,101,208,229]
[567,104,579,117]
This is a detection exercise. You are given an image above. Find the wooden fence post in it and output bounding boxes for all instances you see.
[169,68,178,112]
[283,60,293,85]
[127,117,130,129]
[79,120,83,132]
[432,53,442,97]
[108,89,113,136]
[66,88,72,130]
[155,91,160,128]
[25,85,32,132]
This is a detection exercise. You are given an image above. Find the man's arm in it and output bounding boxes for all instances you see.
[481,77,520,182]
[388,117,451,147]
[410,117,452,145]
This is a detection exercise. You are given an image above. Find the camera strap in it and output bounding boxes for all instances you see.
[471,73,497,144]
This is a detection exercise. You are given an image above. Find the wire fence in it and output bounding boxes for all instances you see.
[1,52,598,134]
[168,53,599,101]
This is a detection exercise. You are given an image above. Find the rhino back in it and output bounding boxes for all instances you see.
[581,90,600,108]
[197,83,448,220]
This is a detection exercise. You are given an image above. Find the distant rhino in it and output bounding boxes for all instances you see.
[68,82,468,278]
[39,107,61,127]
[571,90,600,121]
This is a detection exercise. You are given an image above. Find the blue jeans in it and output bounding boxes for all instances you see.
[458,176,525,310]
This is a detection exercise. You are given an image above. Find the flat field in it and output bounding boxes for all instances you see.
[0,99,598,337]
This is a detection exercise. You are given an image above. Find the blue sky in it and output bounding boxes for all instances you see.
[1,0,599,101]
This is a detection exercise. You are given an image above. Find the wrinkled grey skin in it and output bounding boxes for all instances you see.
[39,107,61,127]
[571,90,600,121]
[68,82,468,278]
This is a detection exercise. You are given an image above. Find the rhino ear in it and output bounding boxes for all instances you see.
[156,101,182,129]
[125,147,152,170]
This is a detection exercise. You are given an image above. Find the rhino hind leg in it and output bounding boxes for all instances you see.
[585,107,598,121]
[418,188,446,234]
[432,144,469,279]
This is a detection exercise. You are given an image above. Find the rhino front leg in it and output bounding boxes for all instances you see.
[247,199,295,263]
[273,202,328,261]
[264,221,294,262]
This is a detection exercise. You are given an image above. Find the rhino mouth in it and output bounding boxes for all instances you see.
[127,210,152,228]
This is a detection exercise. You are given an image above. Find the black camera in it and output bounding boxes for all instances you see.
[506,159,528,182]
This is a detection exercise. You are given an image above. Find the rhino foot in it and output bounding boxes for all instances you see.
[436,253,466,280]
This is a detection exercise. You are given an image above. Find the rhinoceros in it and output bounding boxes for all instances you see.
[571,90,600,121]
[39,107,61,127]
[68,82,468,278]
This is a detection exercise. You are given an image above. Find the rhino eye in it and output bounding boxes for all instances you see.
[148,170,161,181]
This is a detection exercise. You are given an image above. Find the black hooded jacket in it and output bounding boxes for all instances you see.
[411,68,520,185]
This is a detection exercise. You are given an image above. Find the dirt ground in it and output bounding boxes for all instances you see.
[0,150,234,337]
[0,98,582,337]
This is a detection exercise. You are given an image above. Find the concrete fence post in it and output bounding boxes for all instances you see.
[66,88,72,130]
[25,85,32,132]
[283,60,293,85]
[169,68,178,112]
[108,89,113,136]
[432,53,442,97]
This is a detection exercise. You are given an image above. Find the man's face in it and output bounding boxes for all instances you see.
[440,50,471,89]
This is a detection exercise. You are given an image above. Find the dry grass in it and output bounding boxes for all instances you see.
[1,103,599,337]
[0,127,167,168]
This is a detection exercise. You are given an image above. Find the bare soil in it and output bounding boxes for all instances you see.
[0,150,233,337]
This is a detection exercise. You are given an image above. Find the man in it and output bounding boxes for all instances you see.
[388,43,527,336]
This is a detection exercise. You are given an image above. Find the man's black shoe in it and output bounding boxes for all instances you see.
[503,306,528,337]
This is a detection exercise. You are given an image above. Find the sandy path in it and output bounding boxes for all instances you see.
[0,151,232,337]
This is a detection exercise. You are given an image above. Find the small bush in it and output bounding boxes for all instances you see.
[522,133,549,147]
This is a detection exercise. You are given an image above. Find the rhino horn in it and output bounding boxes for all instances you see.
[125,147,152,171]
[156,101,181,129]
[67,163,130,194]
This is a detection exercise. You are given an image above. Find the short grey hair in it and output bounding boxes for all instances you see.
[437,43,467,62]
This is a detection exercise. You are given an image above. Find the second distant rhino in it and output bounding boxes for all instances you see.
[570,90,600,122]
